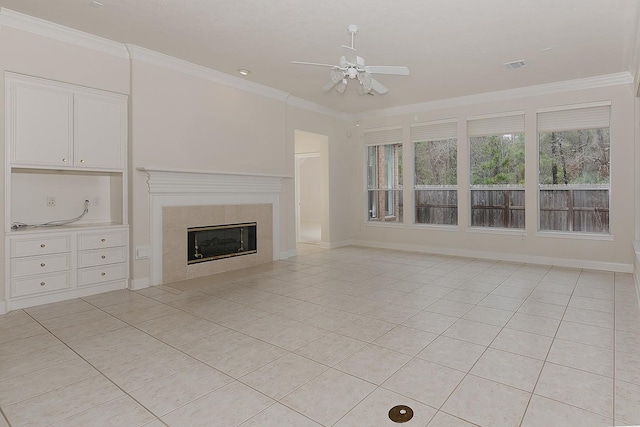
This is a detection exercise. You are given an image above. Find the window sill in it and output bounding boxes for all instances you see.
[536,231,614,241]
[466,227,525,236]
[411,224,459,232]
[363,221,404,229]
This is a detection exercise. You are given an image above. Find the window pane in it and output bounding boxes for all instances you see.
[367,143,403,223]
[415,189,457,225]
[470,134,525,185]
[414,138,457,225]
[538,128,610,233]
[469,133,525,229]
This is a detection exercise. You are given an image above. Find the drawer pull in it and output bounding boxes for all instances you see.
[80,159,85,163]
[62,158,67,162]
[101,238,106,242]
[40,244,46,248]
[101,255,106,259]
[101,272,106,276]
[40,263,46,267]
[40,282,45,286]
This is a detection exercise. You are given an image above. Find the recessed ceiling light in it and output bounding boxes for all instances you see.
[504,60,526,69]
[238,69,250,76]
[89,1,103,8]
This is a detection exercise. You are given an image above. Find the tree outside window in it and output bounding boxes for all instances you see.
[469,133,525,228]
[414,138,457,225]
[539,128,610,233]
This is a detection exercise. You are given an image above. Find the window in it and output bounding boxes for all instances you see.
[468,113,525,229]
[412,121,458,225]
[538,104,610,233]
[365,127,403,223]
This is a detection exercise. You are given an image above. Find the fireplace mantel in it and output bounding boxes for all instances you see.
[137,167,291,193]
[139,167,285,285]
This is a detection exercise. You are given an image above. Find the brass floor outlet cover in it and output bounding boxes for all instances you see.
[388,405,414,423]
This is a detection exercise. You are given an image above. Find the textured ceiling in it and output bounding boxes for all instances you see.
[1,0,639,114]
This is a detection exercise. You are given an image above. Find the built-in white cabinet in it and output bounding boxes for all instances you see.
[9,81,73,167]
[74,92,126,169]
[7,227,129,309]
[7,73,126,170]
[3,72,129,313]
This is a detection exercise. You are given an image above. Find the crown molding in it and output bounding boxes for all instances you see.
[126,44,290,102]
[0,8,128,58]
[286,95,352,121]
[354,72,634,120]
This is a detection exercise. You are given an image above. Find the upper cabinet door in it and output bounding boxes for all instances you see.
[74,92,127,170]
[9,82,73,167]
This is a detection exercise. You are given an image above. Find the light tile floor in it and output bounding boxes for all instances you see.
[1,245,640,426]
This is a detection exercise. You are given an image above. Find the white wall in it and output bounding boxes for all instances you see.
[298,156,322,225]
[353,84,636,271]
[128,60,292,282]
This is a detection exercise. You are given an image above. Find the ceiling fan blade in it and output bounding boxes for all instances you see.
[364,65,410,75]
[291,61,339,68]
[322,80,338,91]
[341,45,358,65]
[370,77,388,94]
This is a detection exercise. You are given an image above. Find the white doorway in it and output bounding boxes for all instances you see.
[296,153,322,243]
[294,130,328,246]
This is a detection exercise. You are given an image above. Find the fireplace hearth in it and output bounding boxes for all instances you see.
[187,222,257,264]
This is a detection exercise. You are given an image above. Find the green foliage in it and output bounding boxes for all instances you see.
[470,134,525,185]
[414,139,457,186]
[538,129,610,185]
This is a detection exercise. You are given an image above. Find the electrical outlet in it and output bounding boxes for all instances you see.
[46,196,55,207]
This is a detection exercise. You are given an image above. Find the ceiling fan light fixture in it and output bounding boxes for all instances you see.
[292,24,409,95]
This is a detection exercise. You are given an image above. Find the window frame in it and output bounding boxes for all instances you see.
[363,126,404,225]
[411,119,458,226]
[536,102,611,235]
[467,112,526,230]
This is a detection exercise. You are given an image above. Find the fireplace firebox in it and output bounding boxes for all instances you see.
[187,222,257,264]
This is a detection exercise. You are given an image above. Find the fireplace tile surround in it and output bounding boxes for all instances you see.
[162,204,273,283]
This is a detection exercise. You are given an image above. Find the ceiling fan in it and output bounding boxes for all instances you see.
[292,25,410,95]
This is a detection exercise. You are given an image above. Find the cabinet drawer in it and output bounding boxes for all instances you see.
[11,235,71,257]
[12,254,71,278]
[78,229,127,250]
[78,246,126,268]
[78,262,126,287]
[11,272,71,298]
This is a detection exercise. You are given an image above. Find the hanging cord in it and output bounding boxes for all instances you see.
[11,199,90,230]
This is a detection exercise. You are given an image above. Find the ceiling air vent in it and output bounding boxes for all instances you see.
[504,60,527,69]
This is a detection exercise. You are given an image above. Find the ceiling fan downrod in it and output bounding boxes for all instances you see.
[347,24,358,50]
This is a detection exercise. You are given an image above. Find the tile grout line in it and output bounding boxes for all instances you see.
[515,268,579,427]
[20,308,170,427]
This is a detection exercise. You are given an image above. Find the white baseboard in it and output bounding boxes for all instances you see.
[279,249,298,259]
[0,300,6,315]
[320,239,354,249]
[351,239,633,273]
[129,277,150,290]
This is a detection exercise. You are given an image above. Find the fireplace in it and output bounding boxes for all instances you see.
[187,222,257,264]
[140,168,283,285]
